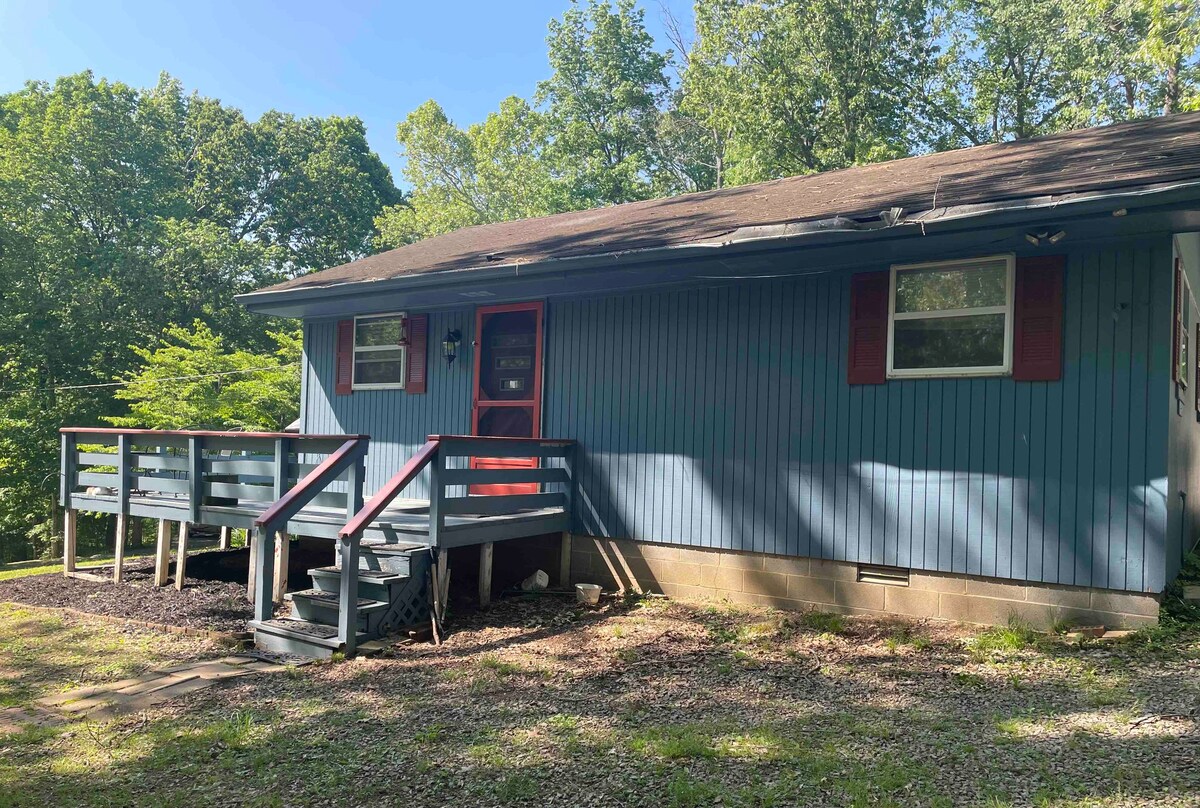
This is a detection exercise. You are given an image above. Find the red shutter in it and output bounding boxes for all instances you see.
[848,272,889,384]
[335,319,354,395]
[406,313,429,394]
[1012,255,1065,382]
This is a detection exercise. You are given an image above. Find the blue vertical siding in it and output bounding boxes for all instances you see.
[300,242,1173,593]
[540,243,1172,593]
[301,308,475,498]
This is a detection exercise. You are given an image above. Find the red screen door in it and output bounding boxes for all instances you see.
[471,302,544,495]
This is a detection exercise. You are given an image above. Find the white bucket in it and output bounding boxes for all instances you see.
[575,583,602,606]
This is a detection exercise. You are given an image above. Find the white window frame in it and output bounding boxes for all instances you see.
[886,254,1015,379]
[351,312,408,390]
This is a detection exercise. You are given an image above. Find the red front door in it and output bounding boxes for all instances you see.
[471,302,544,495]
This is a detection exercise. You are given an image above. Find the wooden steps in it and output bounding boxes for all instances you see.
[252,545,431,659]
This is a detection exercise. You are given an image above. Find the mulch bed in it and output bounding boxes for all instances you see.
[0,558,253,633]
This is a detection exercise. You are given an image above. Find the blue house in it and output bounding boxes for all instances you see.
[62,113,1200,656]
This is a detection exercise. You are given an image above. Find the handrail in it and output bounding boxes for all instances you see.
[256,437,369,530]
[62,427,366,440]
[339,438,440,539]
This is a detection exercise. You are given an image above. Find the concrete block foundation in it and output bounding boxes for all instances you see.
[569,536,1160,629]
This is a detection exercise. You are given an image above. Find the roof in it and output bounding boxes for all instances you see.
[256,112,1200,296]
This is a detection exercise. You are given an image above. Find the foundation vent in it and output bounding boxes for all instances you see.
[856,564,910,587]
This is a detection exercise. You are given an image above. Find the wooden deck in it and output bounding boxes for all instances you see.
[59,428,577,656]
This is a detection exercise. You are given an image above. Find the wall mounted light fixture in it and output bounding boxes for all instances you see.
[442,328,462,367]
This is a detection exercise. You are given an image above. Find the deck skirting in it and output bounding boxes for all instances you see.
[569,536,1161,629]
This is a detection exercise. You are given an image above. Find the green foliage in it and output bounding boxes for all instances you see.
[967,615,1042,655]
[108,321,300,431]
[538,0,671,206]
[0,71,400,561]
[798,610,846,634]
[376,97,566,245]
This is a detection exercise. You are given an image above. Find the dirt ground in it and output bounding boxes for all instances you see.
[2,593,1198,807]
[0,559,252,633]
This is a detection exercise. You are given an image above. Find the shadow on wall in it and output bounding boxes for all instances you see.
[570,447,1169,594]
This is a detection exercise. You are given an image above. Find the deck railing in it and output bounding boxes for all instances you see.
[59,427,369,595]
[338,434,576,642]
[60,428,369,523]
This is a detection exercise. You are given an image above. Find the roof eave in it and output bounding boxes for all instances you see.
[237,179,1200,316]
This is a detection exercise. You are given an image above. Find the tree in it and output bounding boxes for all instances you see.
[678,0,937,185]
[0,71,400,560]
[538,0,672,205]
[109,322,300,432]
[376,98,565,245]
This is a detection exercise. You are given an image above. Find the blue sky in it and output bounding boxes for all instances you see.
[0,0,692,186]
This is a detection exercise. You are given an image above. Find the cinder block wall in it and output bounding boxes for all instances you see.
[569,536,1160,629]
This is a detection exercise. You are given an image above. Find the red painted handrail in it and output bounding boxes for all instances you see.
[62,427,366,440]
[339,439,440,539]
[256,437,367,529]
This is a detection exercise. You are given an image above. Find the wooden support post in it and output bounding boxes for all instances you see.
[154,519,172,587]
[218,526,232,550]
[113,513,127,584]
[558,532,572,587]
[253,525,275,622]
[62,509,77,578]
[479,542,494,609]
[272,530,290,603]
[246,531,258,599]
[174,523,190,591]
[338,536,360,655]
[432,547,451,632]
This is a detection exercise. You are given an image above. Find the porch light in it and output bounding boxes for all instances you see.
[442,328,462,367]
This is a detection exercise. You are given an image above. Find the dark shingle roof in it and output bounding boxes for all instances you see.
[260,112,1200,294]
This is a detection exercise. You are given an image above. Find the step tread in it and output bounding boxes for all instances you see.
[286,589,389,612]
[251,618,370,649]
[309,566,409,583]
[359,541,429,553]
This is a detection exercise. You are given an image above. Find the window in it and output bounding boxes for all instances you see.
[887,255,1015,378]
[352,313,408,389]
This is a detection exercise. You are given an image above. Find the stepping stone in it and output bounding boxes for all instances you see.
[0,706,64,735]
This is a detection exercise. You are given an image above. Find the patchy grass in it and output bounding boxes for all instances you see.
[966,614,1043,657]
[0,596,1197,806]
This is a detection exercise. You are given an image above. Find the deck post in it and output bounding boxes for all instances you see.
[112,514,127,583]
[273,437,291,501]
[558,533,572,587]
[338,536,360,656]
[479,542,494,608]
[433,547,450,629]
[253,525,275,622]
[62,509,77,577]
[174,523,190,590]
[246,532,258,599]
[60,432,76,510]
[218,526,231,550]
[272,530,290,603]
[428,447,445,547]
[114,434,131,582]
[153,519,172,587]
[187,436,204,524]
[338,457,365,654]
